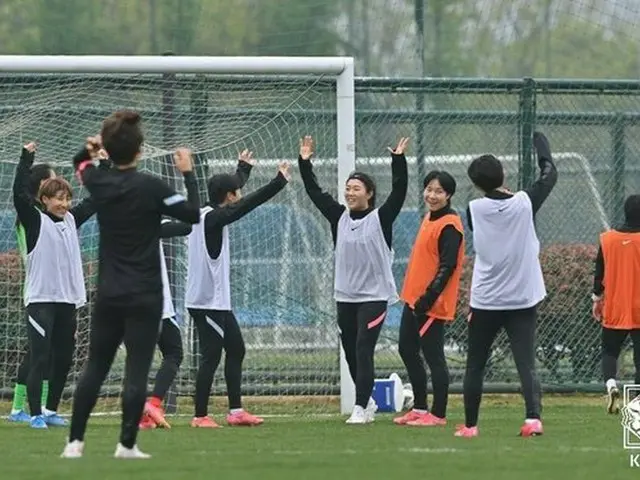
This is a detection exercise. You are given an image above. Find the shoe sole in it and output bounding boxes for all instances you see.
[608,388,620,414]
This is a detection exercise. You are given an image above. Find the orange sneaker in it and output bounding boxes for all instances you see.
[519,419,543,437]
[139,413,156,430]
[406,412,446,427]
[144,400,171,429]
[226,410,264,426]
[191,416,221,428]
[393,410,428,425]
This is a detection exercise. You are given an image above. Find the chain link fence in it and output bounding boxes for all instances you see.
[0,75,638,412]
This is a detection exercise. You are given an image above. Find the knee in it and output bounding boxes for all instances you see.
[167,345,184,370]
[398,339,417,362]
[228,340,246,363]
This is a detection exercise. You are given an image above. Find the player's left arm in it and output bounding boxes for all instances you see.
[524,131,558,215]
[378,138,410,227]
[413,225,463,316]
[160,218,193,239]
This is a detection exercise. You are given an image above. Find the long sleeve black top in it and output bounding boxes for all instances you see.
[73,148,200,302]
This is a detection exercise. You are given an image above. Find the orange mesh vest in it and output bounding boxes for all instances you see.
[601,230,640,329]
[400,212,464,321]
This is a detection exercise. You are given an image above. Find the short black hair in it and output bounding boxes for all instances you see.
[28,163,54,198]
[207,174,242,205]
[423,170,457,197]
[624,194,640,226]
[347,171,377,207]
[101,110,144,166]
[467,154,504,192]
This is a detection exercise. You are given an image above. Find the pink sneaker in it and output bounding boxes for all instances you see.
[406,412,446,427]
[226,410,264,426]
[144,401,171,429]
[519,419,543,437]
[191,416,221,428]
[393,410,427,425]
[454,424,479,437]
[139,413,156,430]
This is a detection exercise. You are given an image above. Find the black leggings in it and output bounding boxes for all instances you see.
[150,317,184,400]
[602,327,640,383]
[25,302,76,416]
[463,306,542,427]
[398,304,449,418]
[337,301,387,408]
[69,295,161,449]
[189,309,246,417]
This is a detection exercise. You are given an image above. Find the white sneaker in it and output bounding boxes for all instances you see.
[607,385,620,414]
[346,405,368,424]
[365,397,378,423]
[114,443,151,459]
[60,440,84,458]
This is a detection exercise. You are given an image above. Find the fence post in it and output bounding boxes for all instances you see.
[518,77,536,190]
[611,113,626,227]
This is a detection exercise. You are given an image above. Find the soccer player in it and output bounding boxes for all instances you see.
[139,218,191,430]
[298,135,409,424]
[186,151,289,428]
[143,153,254,429]
[61,110,200,459]
[394,170,464,427]
[592,194,640,414]
[8,154,56,423]
[13,142,98,429]
[456,131,557,438]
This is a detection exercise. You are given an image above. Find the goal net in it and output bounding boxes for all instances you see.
[0,56,355,416]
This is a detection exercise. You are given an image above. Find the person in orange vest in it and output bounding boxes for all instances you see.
[394,170,464,427]
[593,194,640,415]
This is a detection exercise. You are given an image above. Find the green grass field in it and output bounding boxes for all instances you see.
[0,394,634,479]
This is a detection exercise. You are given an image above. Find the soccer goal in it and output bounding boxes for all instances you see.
[0,55,357,417]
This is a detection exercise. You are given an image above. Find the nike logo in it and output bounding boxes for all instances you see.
[623,240,631,245]
[497,207,506,212]
[350,226,361,231]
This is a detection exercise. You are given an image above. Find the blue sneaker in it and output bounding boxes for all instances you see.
[44,413,68,427]
[30,415,48,429]
[7,410,30,423]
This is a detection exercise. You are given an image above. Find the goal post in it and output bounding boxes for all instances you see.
[0,55,356,416]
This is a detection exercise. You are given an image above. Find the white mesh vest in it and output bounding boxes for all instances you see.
[159,241,175,319]
[334,209,398,304]
[185,206,231,310]
[469,191,546,310]
[24,211,86,307]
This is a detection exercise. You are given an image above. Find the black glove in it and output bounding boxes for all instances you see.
[533,131,552,167]
[20,147,35,167]
[413,294,431,318]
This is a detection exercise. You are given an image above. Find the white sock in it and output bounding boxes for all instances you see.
[43,408,56,416]
[525,418,540,424]
[606,378,617,392]
[229,408,244,415]
[412,408,428,414]
[10,409,21,415]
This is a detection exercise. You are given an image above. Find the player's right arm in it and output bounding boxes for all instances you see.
[13,143,42,241]
[155,148,201,224]
[592,242,605,320]
[297,135,346,224]
[524,131,558,215]
[206,162,290,230]
[160,218,193,238]
[234,149,255,188]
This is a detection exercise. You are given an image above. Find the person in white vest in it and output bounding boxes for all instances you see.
[185,150,289,428]
[139,218,193,430]
[298,135,409,424]
[456,132,557,439]
[13,142,98,430]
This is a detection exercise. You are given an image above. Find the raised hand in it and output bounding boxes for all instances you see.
[278,161,291,181]
[24,142,37,153]
[299,135,314,161]
[173,148,193,173]
[238,149,255,165]
[388,137,410,155]
[85,135,102,160]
